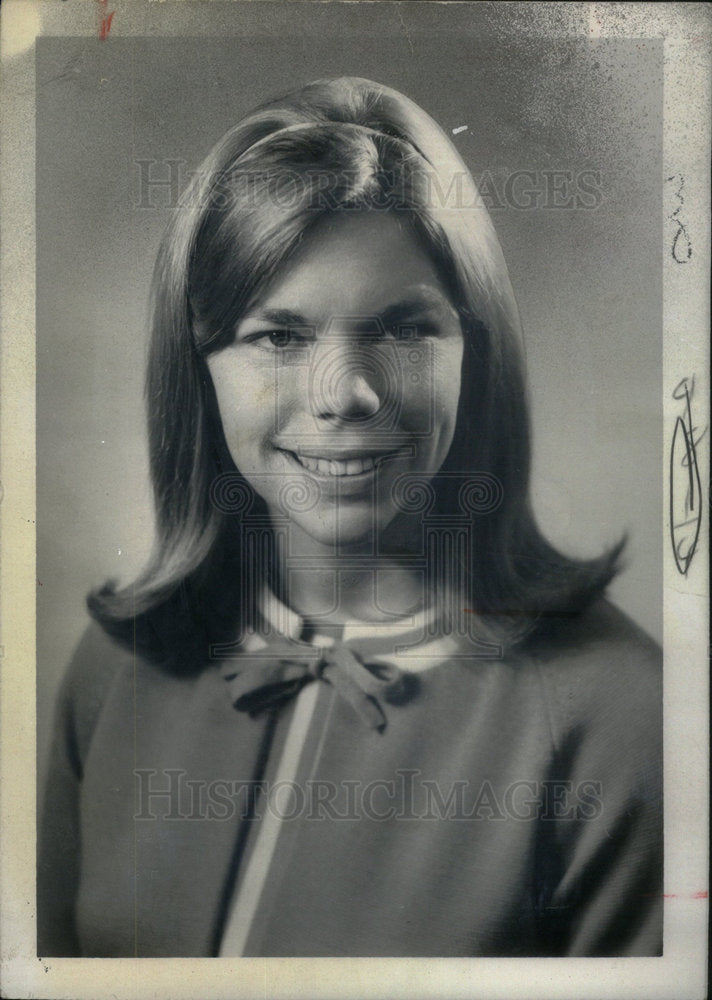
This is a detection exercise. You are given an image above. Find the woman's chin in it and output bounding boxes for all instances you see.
[284,505,398,554]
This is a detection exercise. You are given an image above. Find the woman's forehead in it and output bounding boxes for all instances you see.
[241,211,457,322]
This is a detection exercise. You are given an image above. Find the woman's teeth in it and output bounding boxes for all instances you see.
[293,453,377,477]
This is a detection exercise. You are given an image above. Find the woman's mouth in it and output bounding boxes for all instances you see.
[293,453,375,477]
[279,448,404,478]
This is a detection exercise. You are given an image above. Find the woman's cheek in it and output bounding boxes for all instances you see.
[404,342,462,437]
[216,361,272,427]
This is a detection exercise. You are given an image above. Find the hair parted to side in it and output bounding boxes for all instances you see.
[88,76,623,670]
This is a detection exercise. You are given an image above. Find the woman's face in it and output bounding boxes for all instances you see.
[207,210,464,551]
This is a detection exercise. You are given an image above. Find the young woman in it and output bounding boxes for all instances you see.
[38,76,662,958]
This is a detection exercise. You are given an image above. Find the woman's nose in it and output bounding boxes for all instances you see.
[309,342,383,422]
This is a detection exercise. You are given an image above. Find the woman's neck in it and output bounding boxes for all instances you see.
[271,519,428,625]
[279,564,427,625]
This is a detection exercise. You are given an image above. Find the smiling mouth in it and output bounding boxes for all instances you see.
[280,449,403,478]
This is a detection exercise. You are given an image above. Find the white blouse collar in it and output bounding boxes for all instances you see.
[252,585,462,674]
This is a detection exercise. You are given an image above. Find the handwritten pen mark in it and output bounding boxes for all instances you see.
[666,174,693,263]
[669,376,704,576]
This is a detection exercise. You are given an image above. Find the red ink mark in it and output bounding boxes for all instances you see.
[645,891,709,900]
[97,0,114,40]
[37,578,42,587]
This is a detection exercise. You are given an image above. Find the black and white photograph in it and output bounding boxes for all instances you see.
[0,2,709,998]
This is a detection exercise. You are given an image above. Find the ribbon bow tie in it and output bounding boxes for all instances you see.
[221,635,417,732]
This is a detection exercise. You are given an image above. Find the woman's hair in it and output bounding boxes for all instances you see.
[89,76,623,670]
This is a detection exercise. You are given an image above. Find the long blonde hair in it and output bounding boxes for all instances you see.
[89,77,622,669]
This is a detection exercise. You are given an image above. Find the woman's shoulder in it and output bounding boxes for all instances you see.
[527,597,660,668]
[63,618,136,690]
[523,598,661,751]
[55,620,141,762]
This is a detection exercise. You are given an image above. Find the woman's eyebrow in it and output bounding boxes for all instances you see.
[376,296,445,327]
[240,308,309,327]
[240,294,451,330]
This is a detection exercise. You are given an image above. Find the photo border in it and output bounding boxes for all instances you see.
[1,2,709,998]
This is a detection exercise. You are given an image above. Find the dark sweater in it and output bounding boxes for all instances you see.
[38,599,662,957]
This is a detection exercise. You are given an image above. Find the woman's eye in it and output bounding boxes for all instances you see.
[267,329,294,347]
[243,329,311,349]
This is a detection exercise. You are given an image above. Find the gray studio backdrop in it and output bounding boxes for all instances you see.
[36,7,662,783]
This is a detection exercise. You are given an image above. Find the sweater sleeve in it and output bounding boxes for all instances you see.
[533,603,663,956]
[37,622,129,956]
